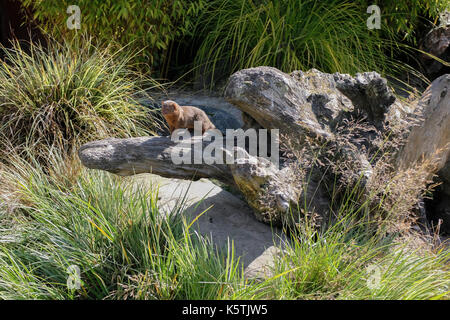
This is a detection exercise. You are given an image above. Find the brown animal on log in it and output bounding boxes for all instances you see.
[161,100,216,135]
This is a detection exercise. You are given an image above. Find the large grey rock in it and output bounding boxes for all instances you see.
[196,106,241,133]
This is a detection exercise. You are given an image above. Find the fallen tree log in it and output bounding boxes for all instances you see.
[79,67,450,230]
[78,135,312,226]
[78,136,235,185]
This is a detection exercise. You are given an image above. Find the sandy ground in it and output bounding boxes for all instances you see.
[127,173,285,278]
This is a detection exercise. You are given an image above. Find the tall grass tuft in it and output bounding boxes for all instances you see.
[0,147,448,299]
[193,0,412,88]
[0,37,160,158]
[0,148,257,300]
[271,213,450,299]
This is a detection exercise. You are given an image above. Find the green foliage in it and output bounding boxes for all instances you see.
[0,150,255,299]
[271,217,450,299]
[20,0,207,75]
[0,1,448,300]
[356,0,450,43]
[20,0,448,84]
[0,37,159,156]
[0,149,448,300]
[193,0,403,88]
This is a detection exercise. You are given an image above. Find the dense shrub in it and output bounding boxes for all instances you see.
[355,0,449,44]
[20,0,448,85]
[20,0,206,75]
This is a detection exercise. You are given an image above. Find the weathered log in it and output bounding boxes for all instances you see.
[224,67,406,187]
[224,67,398,138]
[78,134,301,225]
[78,67,406,227]
[224,67,334,140]
[78,136,235,185]
[397,74,450,233]
[78,67,450,230]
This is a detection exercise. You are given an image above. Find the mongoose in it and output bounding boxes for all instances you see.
[161,100,216,135]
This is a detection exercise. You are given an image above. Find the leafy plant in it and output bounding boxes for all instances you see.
[20,0,207,76]
[355,0,449,43]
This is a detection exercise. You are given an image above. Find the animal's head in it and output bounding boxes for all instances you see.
[161,100,180,115]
